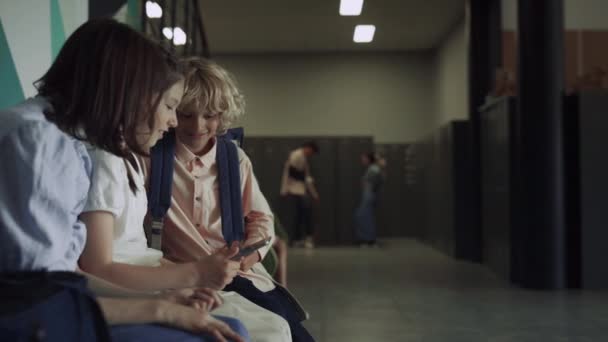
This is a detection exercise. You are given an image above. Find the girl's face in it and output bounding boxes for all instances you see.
[175,108,220,156]
[136,80,184,151]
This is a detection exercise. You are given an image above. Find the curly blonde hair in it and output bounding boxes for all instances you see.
[178,57,245,134]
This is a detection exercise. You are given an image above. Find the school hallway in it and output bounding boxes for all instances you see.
[289,239,608,342]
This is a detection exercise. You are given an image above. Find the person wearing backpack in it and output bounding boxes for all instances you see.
[0,19,246,342]
[138,58,315,342]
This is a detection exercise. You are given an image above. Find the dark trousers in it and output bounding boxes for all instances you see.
[287,194,313,241]
[224,276,315,342]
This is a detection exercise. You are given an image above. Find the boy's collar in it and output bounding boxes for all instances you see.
[175,137,217,166]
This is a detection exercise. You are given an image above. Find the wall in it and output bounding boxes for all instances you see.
[433,18,469,126]
[501,0,608,91]
[0,0,87,109]
[215,52,435,143]
[502,0,608,30]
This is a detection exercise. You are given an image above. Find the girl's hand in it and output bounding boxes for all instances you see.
[160,288,224,311]
[158,300,245,342]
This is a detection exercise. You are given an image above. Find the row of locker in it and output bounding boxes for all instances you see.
[397,92,608,289]
[405,122,478,260]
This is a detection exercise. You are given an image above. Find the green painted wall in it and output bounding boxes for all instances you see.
[51,0,66,60]
[0,18,25,109]
[127,0,141,31]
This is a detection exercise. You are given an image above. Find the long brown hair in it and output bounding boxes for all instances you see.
[36,19,182,158]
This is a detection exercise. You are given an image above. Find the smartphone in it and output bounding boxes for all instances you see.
[230,237,272,261]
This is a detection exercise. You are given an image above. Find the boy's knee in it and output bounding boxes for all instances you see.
[256,313,291,342]
[238,308,291,342]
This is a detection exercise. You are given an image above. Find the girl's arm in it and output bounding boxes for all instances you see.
[97,297,245,342]
[77,266,158,298]
[78,211,238,291]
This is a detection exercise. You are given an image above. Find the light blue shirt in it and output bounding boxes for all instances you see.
[0,97,91,271]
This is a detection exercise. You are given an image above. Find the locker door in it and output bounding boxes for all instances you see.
[308,138,338,245]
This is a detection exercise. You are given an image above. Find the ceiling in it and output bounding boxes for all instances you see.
[198,0,467,54]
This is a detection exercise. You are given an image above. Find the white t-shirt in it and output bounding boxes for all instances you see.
[83,147,162,266]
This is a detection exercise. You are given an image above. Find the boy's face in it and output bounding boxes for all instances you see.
[175,109,220,155]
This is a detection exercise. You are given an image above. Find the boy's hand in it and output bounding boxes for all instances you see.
[240,252,260,272]
[192,242,241,290]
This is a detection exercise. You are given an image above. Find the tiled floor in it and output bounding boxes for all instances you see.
[287,239,608,342]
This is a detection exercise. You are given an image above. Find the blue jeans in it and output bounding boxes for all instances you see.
[111,315,250,342]
[354,190,377,243]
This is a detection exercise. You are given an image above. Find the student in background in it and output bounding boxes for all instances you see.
[354,152,384,247]
[280,142,320,249]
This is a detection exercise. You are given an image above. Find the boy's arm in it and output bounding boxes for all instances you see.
[240,157,275,271]
[280,160,289,196]
[306,181,320,202]
[304,161,320,201]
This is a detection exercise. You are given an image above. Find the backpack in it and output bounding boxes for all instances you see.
[147,128,245,248]
[147,128,309,321]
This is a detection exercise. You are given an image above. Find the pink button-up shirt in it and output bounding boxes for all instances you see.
[141,138,276,291]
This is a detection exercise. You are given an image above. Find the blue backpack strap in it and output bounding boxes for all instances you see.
[147,130,176,249]
[148,128,245,245]
[216,129,245,244]
[223,127,244,147]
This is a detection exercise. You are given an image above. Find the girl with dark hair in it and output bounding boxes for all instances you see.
[0,19,246,341]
